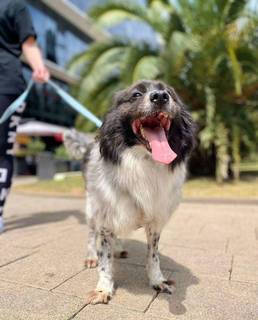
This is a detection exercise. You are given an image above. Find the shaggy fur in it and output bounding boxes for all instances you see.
[64,80,195,305]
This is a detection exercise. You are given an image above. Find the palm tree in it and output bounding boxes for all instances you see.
[68,0,258,182]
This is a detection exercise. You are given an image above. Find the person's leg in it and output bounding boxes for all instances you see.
[0,95,25,232]
[0,156,13,227]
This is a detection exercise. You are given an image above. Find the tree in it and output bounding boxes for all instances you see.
[68,0,258,182]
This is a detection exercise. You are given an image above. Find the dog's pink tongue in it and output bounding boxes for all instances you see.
[143,126,177,164]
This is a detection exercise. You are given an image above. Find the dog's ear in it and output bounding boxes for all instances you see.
[99,91,132,163]
[166,86,196,166]
[112,89,128,108]
[166,84,184,107]
[99,86,138,163]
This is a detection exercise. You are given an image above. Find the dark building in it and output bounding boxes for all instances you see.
[23,0,107,127]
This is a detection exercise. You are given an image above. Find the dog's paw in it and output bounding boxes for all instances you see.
[85,258,98,269]
[114,250,128,259]
[152,280,176,295]
[85,290,112,305]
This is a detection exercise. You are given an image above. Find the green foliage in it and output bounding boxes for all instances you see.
[25,138,46,156]
[68,0,258,180]
[54,145,69,160]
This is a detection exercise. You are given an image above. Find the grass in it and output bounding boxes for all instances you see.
[183,177,258,199]
[14,175,85,197]
[13,174,258,199]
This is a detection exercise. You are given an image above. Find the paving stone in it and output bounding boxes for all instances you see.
[5,211,82,233]
[226,235,257,255]
[160,245,232,280]
[160,234,227,253]
[158,207,229,252]
[0,223,80,250]
[0,243,35,268]
[231,254,258,284]
[147,277,258,320]
[5,193,85,218]
[74,304,161,320]
[54,266,97,298]
[196,223,238,241]
[0,280,85,320]
[0,226,87,289]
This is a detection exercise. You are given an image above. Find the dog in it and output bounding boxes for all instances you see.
[64,80,195,305]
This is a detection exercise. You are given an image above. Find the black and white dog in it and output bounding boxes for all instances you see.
[64,80,195,304]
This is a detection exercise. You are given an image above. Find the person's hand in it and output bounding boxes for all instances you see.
[22,36,50,83]
[32,65,50,83]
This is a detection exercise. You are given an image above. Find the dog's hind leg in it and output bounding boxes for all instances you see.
[145,225,176,294]
[85,224,98,268]
[85,228,115,305]
[114,237,128,259]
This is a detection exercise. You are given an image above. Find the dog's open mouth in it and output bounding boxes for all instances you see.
[132,112,177,164]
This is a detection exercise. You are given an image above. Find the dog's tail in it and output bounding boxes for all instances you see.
[64,129,94,160]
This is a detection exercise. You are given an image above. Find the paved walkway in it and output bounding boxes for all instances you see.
[0,192,257,320]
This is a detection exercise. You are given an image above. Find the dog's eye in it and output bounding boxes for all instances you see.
[132,92,142,98]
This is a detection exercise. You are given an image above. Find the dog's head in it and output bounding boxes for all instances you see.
[99,80,195,168]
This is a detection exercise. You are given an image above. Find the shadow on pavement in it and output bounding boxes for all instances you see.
[114,239,199,316]
[5,210,86,232]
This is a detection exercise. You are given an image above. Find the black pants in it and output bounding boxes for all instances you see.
[0,95,25,217]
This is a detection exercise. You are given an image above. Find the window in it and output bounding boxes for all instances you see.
[27,4,88,68]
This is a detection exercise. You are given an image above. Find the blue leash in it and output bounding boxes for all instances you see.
[0,79,34,124]
[0,79,103,128]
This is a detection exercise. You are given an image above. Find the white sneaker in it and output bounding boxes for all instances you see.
[0,216,4,234]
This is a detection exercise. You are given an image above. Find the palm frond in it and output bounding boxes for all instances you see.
[88,0,177,41]
[121,44,158,84]
[132,56,164,81]
[165,32,200,78]
[223,0,247,24]
[75,78,123,132]
[68,39,128,75]
[89,0,148,27]
[146,0,172,37]
[227,43,243,95]
[78,62,122,103]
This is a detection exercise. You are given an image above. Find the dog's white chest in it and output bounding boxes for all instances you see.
[117,147,186,227]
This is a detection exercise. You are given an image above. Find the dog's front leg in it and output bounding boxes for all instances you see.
[85,225,98,268]
[85,228,114,305]
[145,225,175,294]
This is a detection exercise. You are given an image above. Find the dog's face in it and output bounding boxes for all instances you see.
[99,80,195,168]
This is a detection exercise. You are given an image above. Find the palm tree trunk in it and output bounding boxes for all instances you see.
[232,125,241,181]
[215,122,230,183]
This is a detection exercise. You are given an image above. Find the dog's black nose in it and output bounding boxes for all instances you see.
[150,90,169,105]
